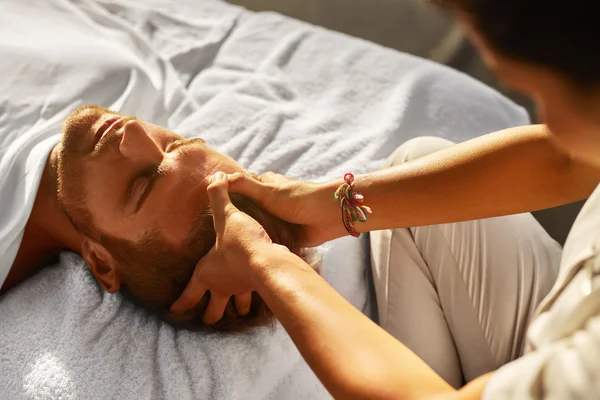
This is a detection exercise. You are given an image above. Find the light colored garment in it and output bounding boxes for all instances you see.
[370,137,562,388]
[0,0,530,399]
[483,182,600,398]
[0,127,59,289]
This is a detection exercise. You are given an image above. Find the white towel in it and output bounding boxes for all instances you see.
[0,0,529,399]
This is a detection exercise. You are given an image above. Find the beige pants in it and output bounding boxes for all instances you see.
[370,137,562,388]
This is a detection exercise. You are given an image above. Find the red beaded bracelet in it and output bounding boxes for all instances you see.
[334,173,372,237]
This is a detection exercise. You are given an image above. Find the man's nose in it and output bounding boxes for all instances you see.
[119,120,162,163]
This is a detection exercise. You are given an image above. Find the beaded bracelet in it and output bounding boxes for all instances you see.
[334,173,372,237]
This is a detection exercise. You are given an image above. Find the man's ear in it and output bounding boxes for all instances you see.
[80,239,122,293]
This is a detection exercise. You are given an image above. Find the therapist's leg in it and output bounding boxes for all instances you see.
[370,137,562,388]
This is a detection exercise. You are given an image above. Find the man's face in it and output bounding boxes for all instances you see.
[57,105,245,248]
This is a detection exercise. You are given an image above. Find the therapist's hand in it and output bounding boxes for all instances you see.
[228,172,346,247]
[169,171,289,322]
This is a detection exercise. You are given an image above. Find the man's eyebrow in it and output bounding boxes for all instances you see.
[176,138,206,152]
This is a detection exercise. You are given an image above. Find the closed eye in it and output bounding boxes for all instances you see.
[128,166,161,213]
[129,176,149,203]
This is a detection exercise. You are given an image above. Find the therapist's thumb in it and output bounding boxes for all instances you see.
[227,172,266,205]
[207,171,238,232]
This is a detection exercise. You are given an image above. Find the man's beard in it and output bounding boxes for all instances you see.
[60,105,109,155]
[56,147,93,236]
[56,105,135,237]
[56,106,107,237]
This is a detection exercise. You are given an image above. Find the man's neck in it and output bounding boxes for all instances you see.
[2,145,83,292]
[31,144,83,253]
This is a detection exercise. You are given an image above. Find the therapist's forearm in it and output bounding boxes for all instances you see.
[321,124,600,233]
[251,247,457,400]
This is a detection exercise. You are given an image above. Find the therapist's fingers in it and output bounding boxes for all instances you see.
[203,293,230,325]
[257,171,288,184]
[170,251,213,314]
[170,285,207,315]
[207,171,239,234]
[170,280,208,315]
[227,172,267,203]
[234,292,252,316]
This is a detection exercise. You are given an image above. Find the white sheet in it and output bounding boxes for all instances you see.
[0,0,529,399]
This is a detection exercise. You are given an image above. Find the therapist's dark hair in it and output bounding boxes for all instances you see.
[101,194,308,332]
[433,0,600,88]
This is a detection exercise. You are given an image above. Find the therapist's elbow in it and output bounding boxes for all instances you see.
[325,370,398,400]
[331,384,398,400]
[331,373,444,400]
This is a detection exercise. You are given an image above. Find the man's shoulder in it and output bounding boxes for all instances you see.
[0,131,60,287]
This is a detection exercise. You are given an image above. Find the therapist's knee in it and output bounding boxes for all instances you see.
[385,137,455,168]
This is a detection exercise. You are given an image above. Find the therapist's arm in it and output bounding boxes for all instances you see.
[172,175,492,397]
[230,124,600,245]
[250,246,492,400]
[346,124,600,232]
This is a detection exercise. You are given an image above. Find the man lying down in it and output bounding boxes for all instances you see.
[0,104,308,331]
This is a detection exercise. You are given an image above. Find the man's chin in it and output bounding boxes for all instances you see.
[61,105,109,155]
